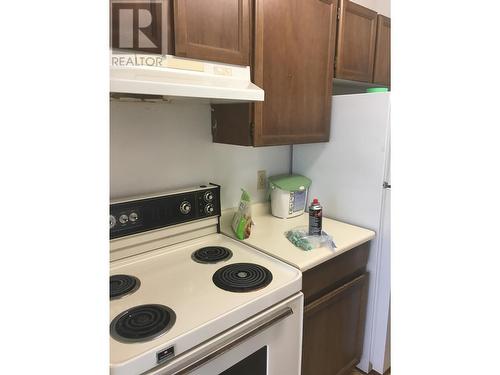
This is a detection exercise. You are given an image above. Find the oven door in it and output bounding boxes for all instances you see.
[147,293,303,375]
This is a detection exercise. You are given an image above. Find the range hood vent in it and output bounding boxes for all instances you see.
[110,51,264,103]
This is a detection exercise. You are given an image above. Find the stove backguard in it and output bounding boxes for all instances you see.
[110,184,221,239]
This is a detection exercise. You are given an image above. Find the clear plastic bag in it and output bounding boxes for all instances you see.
[284,226,336,251]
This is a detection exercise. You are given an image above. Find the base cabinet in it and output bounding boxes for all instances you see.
[301,242,370,375]
[302,274,368,375]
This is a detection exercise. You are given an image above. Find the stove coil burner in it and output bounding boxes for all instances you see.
[110,304,176,343]
[192,246,233,264]
[213,263,273,292]
[110,274,140,299]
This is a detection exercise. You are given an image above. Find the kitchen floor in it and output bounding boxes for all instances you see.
[352,368,391,375]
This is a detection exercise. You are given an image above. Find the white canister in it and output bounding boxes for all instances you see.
[268,174,312,219]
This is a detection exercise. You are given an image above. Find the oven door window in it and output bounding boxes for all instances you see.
[219,346,267,375]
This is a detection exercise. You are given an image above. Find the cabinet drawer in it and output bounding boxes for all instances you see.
[302,241,369,304]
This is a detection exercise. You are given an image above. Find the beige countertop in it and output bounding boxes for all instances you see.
[220,203,375,272]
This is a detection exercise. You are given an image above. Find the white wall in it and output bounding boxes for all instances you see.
[352,0,390,17]
[110,101,291,209]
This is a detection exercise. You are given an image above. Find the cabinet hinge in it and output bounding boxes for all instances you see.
[337,7,341,20]
[211,119,218,138]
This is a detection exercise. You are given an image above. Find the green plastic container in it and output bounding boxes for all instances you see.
[366,87,389,93]
[268,174,311,192]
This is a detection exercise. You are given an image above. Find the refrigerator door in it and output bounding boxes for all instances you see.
[371,185,391,374]
[293,93,390,228]
[370,129,391,373]
[293,92,390,373]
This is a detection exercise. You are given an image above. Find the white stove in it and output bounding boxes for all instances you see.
[109,185,303,375]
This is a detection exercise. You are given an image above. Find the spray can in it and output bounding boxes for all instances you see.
[308,198,322,236]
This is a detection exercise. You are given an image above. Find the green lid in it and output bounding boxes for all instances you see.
[366,87,389,93]
[268,174,311,191]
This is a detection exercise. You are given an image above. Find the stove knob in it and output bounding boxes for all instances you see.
[180,201,192,214]
[129,212,138,222]
[119,214,129,224]
[204,203,214,215]
[204,191,214,202]
[110,215,116,229]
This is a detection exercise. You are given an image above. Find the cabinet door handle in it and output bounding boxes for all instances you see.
[305,273,367,314]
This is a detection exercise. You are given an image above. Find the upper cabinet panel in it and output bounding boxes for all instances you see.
[253,0,338,146]
[173,0,251,66]
[335,0,377,82]
[373,15,391,86]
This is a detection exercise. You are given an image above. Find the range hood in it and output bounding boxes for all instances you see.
[110,51,264,103]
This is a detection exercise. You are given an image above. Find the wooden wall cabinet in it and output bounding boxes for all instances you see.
[110,0,250,65]
[301,242,370,375]
[212,0,338,146]
[173,0,251,66]
[373,15,391,86]
[335,0,378,82]
[110,0,390,144]
[110,0,340,146]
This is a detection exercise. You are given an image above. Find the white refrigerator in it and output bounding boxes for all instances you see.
[293,92,391,374]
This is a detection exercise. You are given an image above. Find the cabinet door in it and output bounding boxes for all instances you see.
[211,103,253,146]
[252,0,337,146]
[373,15,391,86]
[302,273,369,375]
[110,0,173,54]
[335,0,377,82]
[173,0,251,66]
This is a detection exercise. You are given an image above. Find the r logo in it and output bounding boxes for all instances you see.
[111,1,163,54]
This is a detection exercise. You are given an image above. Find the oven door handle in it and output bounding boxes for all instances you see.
[171,307,294,374]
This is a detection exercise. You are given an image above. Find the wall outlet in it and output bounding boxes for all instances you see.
[257,170,267,190]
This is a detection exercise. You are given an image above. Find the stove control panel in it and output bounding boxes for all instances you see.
[110,184,221,239]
